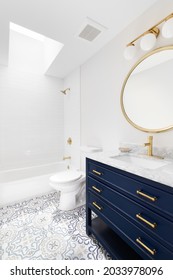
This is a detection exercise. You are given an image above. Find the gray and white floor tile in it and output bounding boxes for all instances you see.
[0,192,110,260]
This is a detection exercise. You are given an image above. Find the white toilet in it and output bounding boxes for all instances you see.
[49,146,102,211]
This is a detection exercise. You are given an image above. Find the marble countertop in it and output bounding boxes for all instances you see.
[88,150,173,188]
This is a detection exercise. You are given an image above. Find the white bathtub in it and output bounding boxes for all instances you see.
[0,162,67,207]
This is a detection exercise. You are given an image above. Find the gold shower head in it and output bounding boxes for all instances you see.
[60,88,70,95]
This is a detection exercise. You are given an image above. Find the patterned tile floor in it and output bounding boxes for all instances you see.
[0,192,110,260]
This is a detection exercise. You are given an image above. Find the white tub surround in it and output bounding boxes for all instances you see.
[0,65,64,172]
[0,162,67,207]
[0,162,67,183]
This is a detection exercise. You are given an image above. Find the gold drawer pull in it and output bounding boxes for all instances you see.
[92,169,102,176]
[136,237,156,256]
[92,186,102,193]
[136,213,157,229]
[92,201,102,211]
[136,190,157,202]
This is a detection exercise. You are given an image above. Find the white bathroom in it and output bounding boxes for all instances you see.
[0,0,173,265]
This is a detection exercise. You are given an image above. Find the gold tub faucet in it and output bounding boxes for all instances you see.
[63,156,71,160]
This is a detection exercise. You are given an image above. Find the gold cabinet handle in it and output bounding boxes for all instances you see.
[136,237,156,256]
[92,186,102,193]
[136,190,157,202]
[92,201,102,211]
[136,213,157,229]
[92,169,102,176]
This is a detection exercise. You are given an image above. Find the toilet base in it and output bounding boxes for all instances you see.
[50,177,86,211]
[58,182,86,211]
[58,194,85,211]
[58,191,77,211]
[49,172,86,211]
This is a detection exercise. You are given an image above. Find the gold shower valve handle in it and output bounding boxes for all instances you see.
[67,137,72,145]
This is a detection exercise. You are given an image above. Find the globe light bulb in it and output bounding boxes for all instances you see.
[140,32,157,51]
[162,17,173,38]
[123,44,136,60]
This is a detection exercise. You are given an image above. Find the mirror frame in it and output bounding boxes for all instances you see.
[121,45,173,133]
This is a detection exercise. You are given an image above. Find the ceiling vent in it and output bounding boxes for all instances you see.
[77,17,107,42]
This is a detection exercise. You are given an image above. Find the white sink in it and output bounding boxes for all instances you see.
[110,154,169,170]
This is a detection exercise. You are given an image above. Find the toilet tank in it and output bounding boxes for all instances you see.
[80,146,102,172]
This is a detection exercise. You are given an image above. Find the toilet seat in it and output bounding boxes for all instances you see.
[50,170,82,184]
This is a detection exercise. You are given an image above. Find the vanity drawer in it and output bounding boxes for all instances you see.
[88,176,173,250]
[88,161,173,218]
[88,192,173,260]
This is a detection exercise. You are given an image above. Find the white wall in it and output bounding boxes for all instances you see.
[0,27,65,171]
[0,65,64,170]
[63,68,81,169]
[81,0,173,150]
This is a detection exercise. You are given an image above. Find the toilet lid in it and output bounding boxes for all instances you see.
[50,170,82,184]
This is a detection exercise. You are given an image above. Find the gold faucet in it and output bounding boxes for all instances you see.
[144,136,153,156]
[63,156,71,160]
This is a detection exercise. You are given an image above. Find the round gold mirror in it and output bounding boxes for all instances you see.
[121,46,173,133]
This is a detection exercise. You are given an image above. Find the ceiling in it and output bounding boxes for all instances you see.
[0,0,158,78]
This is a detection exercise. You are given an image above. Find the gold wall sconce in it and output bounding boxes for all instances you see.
[124,13,173,60]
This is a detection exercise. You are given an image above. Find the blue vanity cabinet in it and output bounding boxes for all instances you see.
[86,158,173,260]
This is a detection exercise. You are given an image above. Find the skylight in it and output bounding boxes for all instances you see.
[9,22,64,74]
[10,22,45,42]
